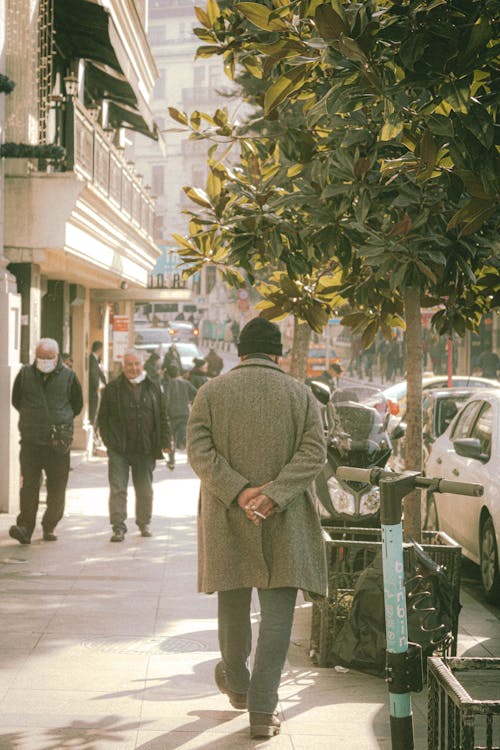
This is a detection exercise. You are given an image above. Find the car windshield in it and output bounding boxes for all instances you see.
[134,329,171,345]
[176,343,200,358]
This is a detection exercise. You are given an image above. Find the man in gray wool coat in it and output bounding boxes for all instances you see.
[187,317,327,740]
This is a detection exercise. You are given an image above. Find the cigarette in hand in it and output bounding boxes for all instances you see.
[254,511,266,519]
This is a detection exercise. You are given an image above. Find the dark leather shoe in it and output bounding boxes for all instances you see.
[9,525,31,545]
[214,661,247,710]
[249,712,281,739]
[110,528,125,542]
[43,531,58,541]
[140,525,152,537]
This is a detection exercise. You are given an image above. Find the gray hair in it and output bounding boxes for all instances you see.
[36,338,59,354]
[123,348,144,362]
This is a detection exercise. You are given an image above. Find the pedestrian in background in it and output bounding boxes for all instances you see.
[61,352,73,368]
[162,343,183,375]
[163,364,197,450]
[9,338,83,544]
[187,357,208,390]
[144,351,161,385]
[88,341,106,448]
[98,349,172,542]
[187,317,327,739]
[205,347,223,378]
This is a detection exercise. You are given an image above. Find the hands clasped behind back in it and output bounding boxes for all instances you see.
[237,485,278,526]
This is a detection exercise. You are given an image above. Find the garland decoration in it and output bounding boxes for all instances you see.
[0,143,66,159]
[0,74,15,94]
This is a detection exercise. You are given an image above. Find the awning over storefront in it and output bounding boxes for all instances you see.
[54,0,158,140]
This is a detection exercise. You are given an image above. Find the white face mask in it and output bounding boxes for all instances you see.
[129,371,146,384]
[36,357,57,374]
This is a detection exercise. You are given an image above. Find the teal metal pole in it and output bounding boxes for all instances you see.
[380,476,415,750]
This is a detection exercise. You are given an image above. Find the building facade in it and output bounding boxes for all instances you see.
[1,0,163,511]
[127,0,244,326]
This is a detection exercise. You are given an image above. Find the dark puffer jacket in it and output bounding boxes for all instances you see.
[98,374,171,459]
[12,360,83,445]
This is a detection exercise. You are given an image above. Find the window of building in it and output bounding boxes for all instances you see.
[152,165,165,196]
[149,25,166,46]
[153,69,167,99]
[193,67,206,86]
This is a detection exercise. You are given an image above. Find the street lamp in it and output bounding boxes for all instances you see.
[63,74,78,98]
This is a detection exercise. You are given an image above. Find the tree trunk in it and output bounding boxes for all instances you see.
[289,318,311,380]
[403,285,423,542]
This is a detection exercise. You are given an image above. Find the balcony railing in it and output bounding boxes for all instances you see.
[72,100,155,239]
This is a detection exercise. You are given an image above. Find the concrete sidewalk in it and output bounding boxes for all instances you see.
[0,454,498,750]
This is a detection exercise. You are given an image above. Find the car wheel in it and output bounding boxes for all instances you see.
[480,516,500,604]
[424,493,439,531]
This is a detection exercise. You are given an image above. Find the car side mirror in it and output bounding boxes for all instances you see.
[310,380,331,405]
[453,437,488,462]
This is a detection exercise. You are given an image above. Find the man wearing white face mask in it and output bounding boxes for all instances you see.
[9,338,83,545]
[98,349,172,542]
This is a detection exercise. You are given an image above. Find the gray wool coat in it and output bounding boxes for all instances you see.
[187,357,328,596]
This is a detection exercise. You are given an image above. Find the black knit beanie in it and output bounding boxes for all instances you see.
[237,317,283,357]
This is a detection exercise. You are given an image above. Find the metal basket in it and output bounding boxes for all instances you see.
[427,657,500,749]
[310,527,462,668]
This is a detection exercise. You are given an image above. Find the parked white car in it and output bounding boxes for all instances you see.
[425,389,500,603]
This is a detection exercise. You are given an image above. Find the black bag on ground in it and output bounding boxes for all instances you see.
[330,541,461,677]
[49,423,73,455]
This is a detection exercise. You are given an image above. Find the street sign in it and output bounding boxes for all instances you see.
[112,315,129,361]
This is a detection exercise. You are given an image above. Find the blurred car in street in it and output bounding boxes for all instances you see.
[281,345,341,380]
[382,374,500,418]
[168,320,199,343]
[390,387,480,471]
[134,327,172,354]
[425,389,500,603]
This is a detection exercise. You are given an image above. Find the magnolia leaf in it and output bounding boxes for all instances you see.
[380,120,404,141]
[337,34,367,64]
[287,164,303,177]
[236,2,288,31]
[207,170,223,202]
[183,186,212,208]
[194,6,210,28]
[304,303,329,333]
[420,130,437,172]
[264,64,314,114]
[315,4,347,41]
[171,233,196,251]
[190,111,201,130]
[168,107,188,126]
[456,170,491,199]
[361,319,378,349]
[195,45,222,59]
[415,259,437,284]
[206,0,220,25]
[242,55,263,79]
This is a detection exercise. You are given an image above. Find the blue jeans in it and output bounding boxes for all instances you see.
[108,449,156,530]
[218,587,297,713]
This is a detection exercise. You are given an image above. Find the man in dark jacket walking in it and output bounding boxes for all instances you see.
[163,364,197,450]
[98,349,172,542]
[9,338,83,544]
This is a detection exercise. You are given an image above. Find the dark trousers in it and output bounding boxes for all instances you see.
[108,449,156,531]
[218,587,297,713]
[17,442,70,538]
[170,416,188,450]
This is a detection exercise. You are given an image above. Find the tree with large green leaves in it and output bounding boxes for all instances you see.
[170,0,500,538]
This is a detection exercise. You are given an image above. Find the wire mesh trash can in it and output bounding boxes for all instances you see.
[310,527,462,668]
[427,657,500,749]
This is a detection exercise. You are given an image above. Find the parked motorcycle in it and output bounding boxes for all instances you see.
[310,382,393,527]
